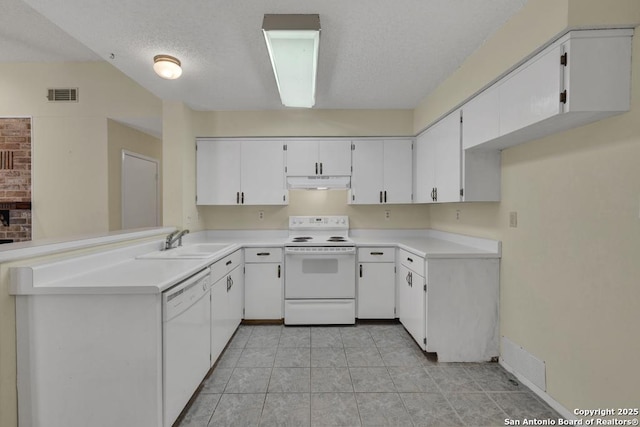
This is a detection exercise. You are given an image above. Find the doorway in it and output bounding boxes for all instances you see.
[121,150,159,229]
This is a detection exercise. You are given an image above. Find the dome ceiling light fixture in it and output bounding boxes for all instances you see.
[262,14,320,108]
[153,54,182,80]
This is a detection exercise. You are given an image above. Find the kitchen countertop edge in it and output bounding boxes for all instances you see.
[10,229,500,295]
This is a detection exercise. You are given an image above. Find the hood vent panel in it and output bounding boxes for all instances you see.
[287,175,350,190]
[47,88,78,102]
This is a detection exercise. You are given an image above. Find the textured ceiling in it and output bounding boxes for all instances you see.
[5,0,527,111]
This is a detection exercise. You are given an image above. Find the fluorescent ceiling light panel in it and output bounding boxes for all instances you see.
[263,14,320,108]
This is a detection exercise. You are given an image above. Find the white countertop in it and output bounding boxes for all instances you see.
[10,229,500,296]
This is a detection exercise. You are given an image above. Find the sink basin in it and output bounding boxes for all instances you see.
[137,243,231,259]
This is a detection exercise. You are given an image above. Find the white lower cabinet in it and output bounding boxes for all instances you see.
[397,250,426,347]
[210,249,244,366]
[397,248,500,362]
[357,247,395,319]
[244,248,283,319]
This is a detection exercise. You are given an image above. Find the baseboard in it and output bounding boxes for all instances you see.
[499,359,576,421]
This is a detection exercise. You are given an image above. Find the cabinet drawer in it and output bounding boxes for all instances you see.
[399,249,425,276]
[210,249,243,282]
[245,247,283,263]
[358,247,395,263]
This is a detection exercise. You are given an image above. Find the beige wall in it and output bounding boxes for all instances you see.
[107,119,163,231]
[201,190,429,230]
[0,62,161,239]
[162,101,205,232]
[193,109,413,138]
[420,0,640,412]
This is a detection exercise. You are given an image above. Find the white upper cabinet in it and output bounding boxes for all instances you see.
[415,111,461,203]
[499,44,562,137]
[196,139,241,205]
[196,139,286,205]
[286,140,351,176]
[350,139,412,204]
[469,29,632,150]
[240,140,287,205]
[462,85,500,150]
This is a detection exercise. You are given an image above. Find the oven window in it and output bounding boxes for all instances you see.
[302,258,338,274]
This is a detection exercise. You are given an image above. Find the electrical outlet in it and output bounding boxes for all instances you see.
[455,210,461,221]
[509,211,518,228]
[384,210,390,220]
[258,210,264,221]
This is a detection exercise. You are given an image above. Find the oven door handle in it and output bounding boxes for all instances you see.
[285,247,356,255]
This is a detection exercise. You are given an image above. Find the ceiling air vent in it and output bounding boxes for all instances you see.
[47,88,78,102]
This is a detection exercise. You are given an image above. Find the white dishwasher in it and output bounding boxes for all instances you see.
[163,268,211,427]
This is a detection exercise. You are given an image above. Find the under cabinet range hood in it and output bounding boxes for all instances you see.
[287,175,350,190]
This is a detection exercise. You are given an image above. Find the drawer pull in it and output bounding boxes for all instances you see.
[257,252,270,256]
[407,257,413,263]
[225,260,232,266]
[370,251,384,256]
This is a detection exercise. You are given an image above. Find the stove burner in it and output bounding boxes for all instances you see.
[292,236,313,242]
[327,236,347,242]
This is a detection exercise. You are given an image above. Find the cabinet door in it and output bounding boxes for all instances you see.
[286,140,318,176]
[499,45,562,136]
[463,86,500,150]
[211,277,228,365]
[414,128,437,203]
[350,140,384,204]
[245,263,283,319]
[196,140,241,205]
[241,140,286,205]
[357,262,395,319]
[228,266,244,331]
[318,140,352,176]
[398,264,425,349]
[383,139,413,204]
[434,111,462,203]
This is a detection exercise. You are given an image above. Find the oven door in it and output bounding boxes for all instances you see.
[285,247,356,299]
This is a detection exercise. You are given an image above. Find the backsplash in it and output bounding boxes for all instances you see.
[0,118,31,243]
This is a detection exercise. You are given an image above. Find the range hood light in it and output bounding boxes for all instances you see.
[287,176,350,190]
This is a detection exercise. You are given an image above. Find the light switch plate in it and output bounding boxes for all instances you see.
[509,211,518,228]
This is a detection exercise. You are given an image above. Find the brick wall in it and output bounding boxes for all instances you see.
[0,118,32,243]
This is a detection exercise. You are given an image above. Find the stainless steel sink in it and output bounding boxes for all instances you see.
[137,243,232,259]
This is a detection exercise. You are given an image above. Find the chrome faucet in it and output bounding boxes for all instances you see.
[165,229,190,250]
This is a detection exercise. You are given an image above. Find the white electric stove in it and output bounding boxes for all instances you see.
[284,216,356,325]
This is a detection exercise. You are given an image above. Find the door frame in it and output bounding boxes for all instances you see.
[121,150,160,229]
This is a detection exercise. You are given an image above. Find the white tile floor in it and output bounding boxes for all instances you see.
[176,323,560,426]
